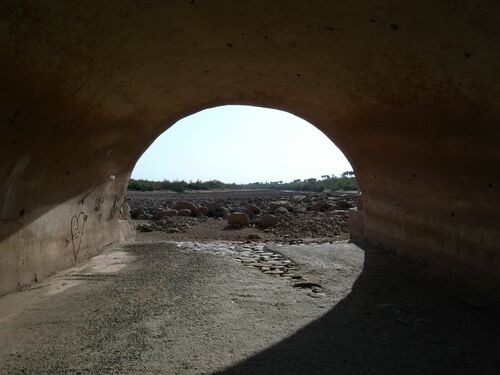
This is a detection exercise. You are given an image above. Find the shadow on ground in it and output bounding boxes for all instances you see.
[217,243,500,375]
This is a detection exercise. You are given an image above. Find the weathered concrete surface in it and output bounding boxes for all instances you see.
[0,241,499,374]
[0,1,499,295]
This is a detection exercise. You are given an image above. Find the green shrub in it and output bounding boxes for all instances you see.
[128,172,358,193]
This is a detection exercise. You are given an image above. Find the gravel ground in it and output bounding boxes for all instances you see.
[126,190,355,243]
[1,240,499,374]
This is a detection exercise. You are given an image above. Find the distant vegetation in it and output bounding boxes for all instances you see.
[128,172,358,193]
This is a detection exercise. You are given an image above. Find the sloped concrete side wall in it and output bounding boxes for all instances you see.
[0,178,132,295]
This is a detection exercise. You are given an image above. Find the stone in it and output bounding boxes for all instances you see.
[335,200,352,210]
[264,270,284,275]
[174,201,198,215]
[243,207,257,219]
[274,207,289,215]
[247,233,262,240]
[207,201,224,211]
[212,207,230,218]
[154,208,178,219]
[178,208,192,216]
[227,212,250,227]
[310,201,325,211]
[198,206,209,215]
[137,223,153,232]
[130,207,143,219]
[270,200,294,211]
[260,214,278,228]
[137,213,153,220]
[247,204,261,214]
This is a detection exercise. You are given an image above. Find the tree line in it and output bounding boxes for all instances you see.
[128,172,358,193]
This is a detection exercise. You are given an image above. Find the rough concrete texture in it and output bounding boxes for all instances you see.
[0,241,499,374]
[0,1,499,295]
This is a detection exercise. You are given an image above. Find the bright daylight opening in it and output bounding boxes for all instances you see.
[127,105,360,242]
[131,105,358,192]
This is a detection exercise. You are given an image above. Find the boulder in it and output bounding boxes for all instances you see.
[310,201,325,211]
[323,202,334,210]
[335,200,352,210]
[207,201,224,211]
[167,228,181,233]
[136,223,153,232]
[243,207,257,219]
[274,207,289,215]
[227,212,250,227]
[198,206,209,215]
[247,233,262,240]
[137,213,153,220]
[260,214,278,228]
[270,200,294,211]
[247,204,261,214]
[212,206,230,218]
[178,208,192,216]
[130,207,144,219]
[174,201,198,215]
[154,208,178,219]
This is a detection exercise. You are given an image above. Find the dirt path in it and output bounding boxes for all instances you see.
[0,240,499,374]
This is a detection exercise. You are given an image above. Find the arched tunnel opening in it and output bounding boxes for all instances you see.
[126,105,361,246]
[0,1,499,373]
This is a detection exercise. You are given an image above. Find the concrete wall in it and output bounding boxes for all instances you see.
[0,1,499,296]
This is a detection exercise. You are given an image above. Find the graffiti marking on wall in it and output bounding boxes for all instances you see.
[71,212,88,261]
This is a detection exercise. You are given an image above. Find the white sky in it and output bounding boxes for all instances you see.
[132,105,352,184]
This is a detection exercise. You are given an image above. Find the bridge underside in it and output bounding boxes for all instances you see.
[0,1,499,296]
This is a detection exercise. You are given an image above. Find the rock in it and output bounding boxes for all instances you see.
[207,201,224,211]
[136,223,153,232]
[243,207,257,219]
[178,208,192,216]
[167,228,181,233]
[323,202,334,210]
[247,204,261,214]
[260,214,278,228]
[270,200,294,211]
[310,201,325,211]
[212,206,230,218]
[264,270,284,276]
[274,207,289,215]
[247,233,262,240]
[137,213,153,220]
[198,206,209,215]
[154,208,178,219]
[335,200,352,210]
[130,207,144,219]
[326,208,349,215]
[174,201,198,215]
[227,212,249,227]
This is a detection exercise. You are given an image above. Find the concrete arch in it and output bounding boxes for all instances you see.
[0,0,499,296]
